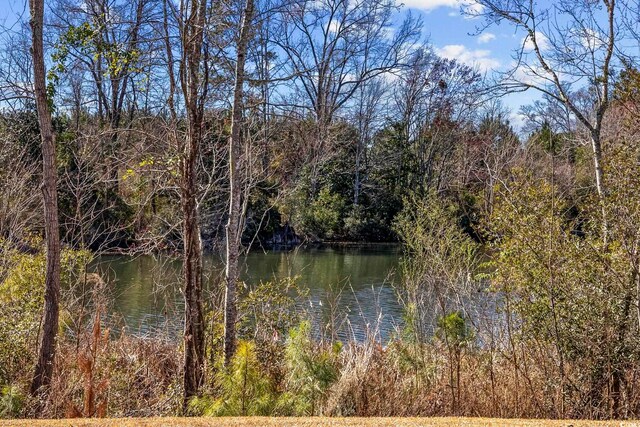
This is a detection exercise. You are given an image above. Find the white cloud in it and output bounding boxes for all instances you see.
[463,1,484,15]
[401,0,483,15]
[511,61,554,87]
[327,20,340,34]
[579,28,604,51]
[509,111,528,132]
[477,32,496,44]
[435,44,500,72]
[522,31,550,52]
[400,0,457,10]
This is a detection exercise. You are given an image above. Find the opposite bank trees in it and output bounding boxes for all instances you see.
[275,0,421,192]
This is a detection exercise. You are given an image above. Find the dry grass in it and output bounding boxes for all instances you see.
[1,418,639,427]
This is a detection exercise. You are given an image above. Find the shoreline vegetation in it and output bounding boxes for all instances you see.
[94,241,402,256]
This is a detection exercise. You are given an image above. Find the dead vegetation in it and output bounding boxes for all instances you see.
[2,417,640,427]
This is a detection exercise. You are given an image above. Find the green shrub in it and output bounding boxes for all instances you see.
[436,311,473,349]
[342,205,385,241]
[239,277,307,344]
[394,193,478,342]
[285,321,342,415]
[0,385,24,418]
[239,277,308,388]
[0,242,92,385]
[189,341,293,416]
[289,186,346,240]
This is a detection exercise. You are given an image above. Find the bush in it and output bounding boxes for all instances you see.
[290,186,346,241]
[342,205,388,241]
[190,341,298,416]
[0,385,24,419]
[238,277,308,388]
[394,192,479,342]
[285,321,342,415]
[49,333,181,418]
[0,242,92,386]
[486,161,640,418]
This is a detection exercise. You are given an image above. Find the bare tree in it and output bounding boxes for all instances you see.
[471,0,621,214]
[392,47,482,192]
[0,122,42,253]
[28,0,63,399]
[49,0,154,190]
[275,0,420,191]
[0,25,35,109]
[519,93,575,136]
[162,0,210,406]
[224,0,255,365]
[351,77,384,206]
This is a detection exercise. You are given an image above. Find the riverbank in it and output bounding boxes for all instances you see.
[97,240,401,256]
[2,417,638,427]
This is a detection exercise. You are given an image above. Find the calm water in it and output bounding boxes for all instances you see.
[93,245,403,341]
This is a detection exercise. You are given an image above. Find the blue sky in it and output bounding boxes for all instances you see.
[1,0,27,30]
[400,0,541,128]
[0,0,536,127]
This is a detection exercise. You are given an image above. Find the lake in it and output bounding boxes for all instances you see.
[93,245,404,342]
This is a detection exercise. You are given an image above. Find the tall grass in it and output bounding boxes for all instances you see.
[4,242,640,420]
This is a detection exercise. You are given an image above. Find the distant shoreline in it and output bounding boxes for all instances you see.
[98,241,402,256]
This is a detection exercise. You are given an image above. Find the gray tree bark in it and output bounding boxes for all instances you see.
[177,0,208,407]
[224,0,255,365]
[29,0,62,400]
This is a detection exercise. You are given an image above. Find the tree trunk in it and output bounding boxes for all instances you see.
[590,131,605,200]
[179,0,208,408]
[354,132,363,206]
[181,125,205,406]
[224,0,254,365]
[590,131,609,242]
[29,0,62,399]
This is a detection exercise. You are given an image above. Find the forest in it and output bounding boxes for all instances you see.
[1,0,640,422]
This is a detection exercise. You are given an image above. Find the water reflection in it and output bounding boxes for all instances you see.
[94,245,403,342]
